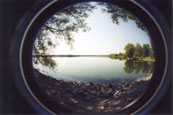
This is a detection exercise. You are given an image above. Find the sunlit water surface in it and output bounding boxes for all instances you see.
[33,57,153,84]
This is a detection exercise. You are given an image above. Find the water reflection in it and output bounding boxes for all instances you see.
[123,60,153,74]
[33,56,153,83]
[33,56,154,113]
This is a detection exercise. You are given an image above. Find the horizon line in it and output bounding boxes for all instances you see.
[32,54,111,57]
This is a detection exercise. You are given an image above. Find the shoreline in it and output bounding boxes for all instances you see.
[33,69,152,114]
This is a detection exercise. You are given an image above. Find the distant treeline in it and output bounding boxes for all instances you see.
[108,43,154,61]
[33,55,108,57]
[33,43,154,61]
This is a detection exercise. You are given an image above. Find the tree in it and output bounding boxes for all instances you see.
[142,44,151,57]
[32,2,150,69]
[124,43,135,59]
[133,43,143,58]
[33,2,148,57]
[98,2,148,32]
[33,2,96,69]
[33,56,56,69]
[33,3,96,56]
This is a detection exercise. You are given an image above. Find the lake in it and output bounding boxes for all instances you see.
[33,57,153,84]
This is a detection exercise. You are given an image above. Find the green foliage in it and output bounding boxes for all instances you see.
[108,53,125,60]
[33,56,57,69]
[34,2,148,57]
[142,44,151,57]
[33,3,96,69]
[133,43,143,58]
[32,2,151,69]
[124,43,135,59]
[124,43,152,60]
[33,3,96,56]
[123,60,153,74]
[98,2,148,32]
[108,54,117,59]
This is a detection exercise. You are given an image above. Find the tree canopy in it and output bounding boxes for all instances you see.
[124,43,135,59]
[142,44,151,57]
[98,2,147,32]
[32,2,149,69]
[33,2,96,69]
[133,43,143,58]
[124,43,152,59]
[33,3,96,55]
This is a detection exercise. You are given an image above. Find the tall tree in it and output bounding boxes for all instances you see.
[124,43,135,59]
[133,43,143,58]
[33,2,96,69]
[142,44,151,57]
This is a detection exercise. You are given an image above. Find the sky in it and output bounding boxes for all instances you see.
[52,4,151,55]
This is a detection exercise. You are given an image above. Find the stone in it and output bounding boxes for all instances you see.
[86,106,93,110]
[77,81,81,84]
[49,89,57,94]
[86,96,91,100]
[76,90,82,94]
[113,90,120,97]
[54,83,61,86]
[46,91,51,96]
[83,91,89,95]
[89,82,93,85]
[111,100,121,105]
[127,98,133,102]
[97,105,104,110]
[72,88,79,94]
[102,93,110,98]
[108,84,113,88]
[99,100,108,105]
[96,91,101,96]
[59,80,64,83]
[105,88,113,94]
[90,94,97,98]
[69,98,78,104]
[126,90,133,94]
[101,87,105,92]
[90,89,97,95]
[85,83,91,87]
[81,86,87,90]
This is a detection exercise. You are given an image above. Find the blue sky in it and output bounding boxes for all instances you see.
[53,4,150,55]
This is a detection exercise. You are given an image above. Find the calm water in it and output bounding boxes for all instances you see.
[33,57,153,84]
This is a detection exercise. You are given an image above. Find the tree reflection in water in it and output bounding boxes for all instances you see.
[123,60,153,74]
